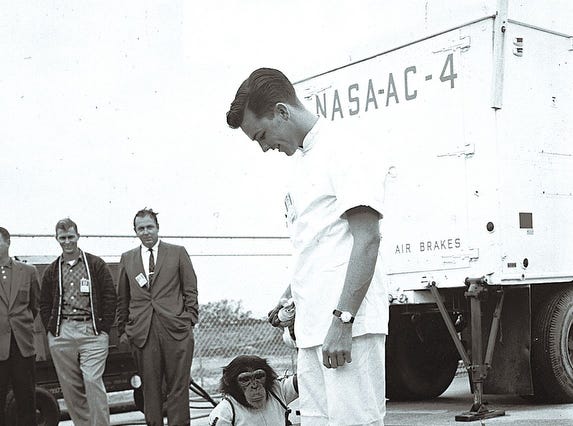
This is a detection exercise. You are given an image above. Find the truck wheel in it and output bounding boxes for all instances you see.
[531,287,573,402]
[386,313,459,400]
[35,387,60,426]
[5,387,60,426]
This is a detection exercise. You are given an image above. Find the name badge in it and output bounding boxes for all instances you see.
[135,273,148,287]
[79,278,90,293]
[284,193,297,225]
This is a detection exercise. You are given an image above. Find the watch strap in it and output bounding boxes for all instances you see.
[332,309,355,323]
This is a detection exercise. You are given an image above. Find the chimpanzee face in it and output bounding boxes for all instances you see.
[237,369,267,409]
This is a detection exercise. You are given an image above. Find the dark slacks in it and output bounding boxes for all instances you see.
[0,332,36,426]
[134,313,194,426]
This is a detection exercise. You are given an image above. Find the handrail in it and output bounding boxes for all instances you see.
[12,234,289,240]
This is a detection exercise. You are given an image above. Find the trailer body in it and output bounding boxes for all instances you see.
[295,1,573,402]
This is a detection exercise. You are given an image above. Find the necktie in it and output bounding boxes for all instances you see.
[148,248,155,286]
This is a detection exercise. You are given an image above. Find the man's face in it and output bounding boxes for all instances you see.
[134,215,159,248]
[240,107,299,156]
[0,234,9,257]
[56,227,80,257]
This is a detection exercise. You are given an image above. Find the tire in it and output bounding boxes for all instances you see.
[36,387,60,426]
[386,313,459,400]
[5,387,60,426]
[4,391,15,422]
[531,287,573,402]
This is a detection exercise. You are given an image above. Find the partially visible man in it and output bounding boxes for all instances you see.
[226,68,388,425]
[117,208,198,426]
[0,227,40,426]
[40,218,117,426]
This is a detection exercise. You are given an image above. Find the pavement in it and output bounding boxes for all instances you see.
[384,375,573,425]
[58,375,573,425]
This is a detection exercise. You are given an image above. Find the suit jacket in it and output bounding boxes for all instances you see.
[0,259,40,361]
[117,241,198,348]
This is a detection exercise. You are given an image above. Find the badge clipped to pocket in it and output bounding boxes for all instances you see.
[284,192,297,225]
[79,278,90,294]
[135,273,148,288]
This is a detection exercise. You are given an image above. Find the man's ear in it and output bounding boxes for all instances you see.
[274,103,290,120]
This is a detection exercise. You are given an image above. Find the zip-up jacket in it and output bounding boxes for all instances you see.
[40,251,117,336]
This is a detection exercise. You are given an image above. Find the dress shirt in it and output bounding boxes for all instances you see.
[141,240,160,280]
[0,258,13,301]
[60,253,91,316]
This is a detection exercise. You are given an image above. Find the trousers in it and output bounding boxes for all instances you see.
[133,312,194,426]
[48,320,110,426]
[0,332,36,426]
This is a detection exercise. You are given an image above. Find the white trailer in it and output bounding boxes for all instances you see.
[295,0,572,420]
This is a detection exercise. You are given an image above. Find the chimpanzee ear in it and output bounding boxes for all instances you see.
[222,368,231,387]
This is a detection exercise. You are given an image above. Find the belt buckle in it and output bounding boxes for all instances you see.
[65,316,90,321]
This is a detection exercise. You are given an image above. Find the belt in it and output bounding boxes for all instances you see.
[62,315,92,321]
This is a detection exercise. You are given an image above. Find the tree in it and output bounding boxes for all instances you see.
[199,299,255,325]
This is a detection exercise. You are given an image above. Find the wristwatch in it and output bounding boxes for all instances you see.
[333,309,355,323]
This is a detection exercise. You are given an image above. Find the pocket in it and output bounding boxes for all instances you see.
[176,310,193,320]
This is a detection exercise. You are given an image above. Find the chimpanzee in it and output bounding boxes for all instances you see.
[208,355,298,425]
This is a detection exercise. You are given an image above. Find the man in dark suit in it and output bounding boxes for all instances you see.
[0,226,40,426]
[117,208,198,426]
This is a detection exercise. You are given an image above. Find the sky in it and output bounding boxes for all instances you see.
[2,0,571,237]
[1,0,571,314]
[0,0,498,236]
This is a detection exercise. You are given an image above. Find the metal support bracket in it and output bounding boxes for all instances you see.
[427,277,506,422]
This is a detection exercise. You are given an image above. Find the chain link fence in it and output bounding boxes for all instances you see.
[191,300,298,394]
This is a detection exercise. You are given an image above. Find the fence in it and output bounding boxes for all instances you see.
[191,300,298,393]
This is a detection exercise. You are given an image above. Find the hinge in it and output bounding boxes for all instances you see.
[441,248,480,265]
[437,143,475,158]
[433,35,472,54]
[464,248,480,260]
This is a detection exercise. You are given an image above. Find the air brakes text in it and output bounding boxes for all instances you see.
[315,53,457,121]
[395,237,461,254]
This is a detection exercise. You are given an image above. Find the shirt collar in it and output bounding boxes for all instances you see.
[300,118,322,154]
[141,240,160,253]
[0,258,13,268]
[60,250,83,265]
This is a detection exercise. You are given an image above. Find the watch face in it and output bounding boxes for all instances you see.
[340,312,352,323]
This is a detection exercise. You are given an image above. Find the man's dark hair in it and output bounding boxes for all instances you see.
[0,227,10,242]
[226,68,301,129]
[133,208,159,230]
[55,218,79,235]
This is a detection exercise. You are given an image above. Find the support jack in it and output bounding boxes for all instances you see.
[427,276,506,422]
[455,403,505,422]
